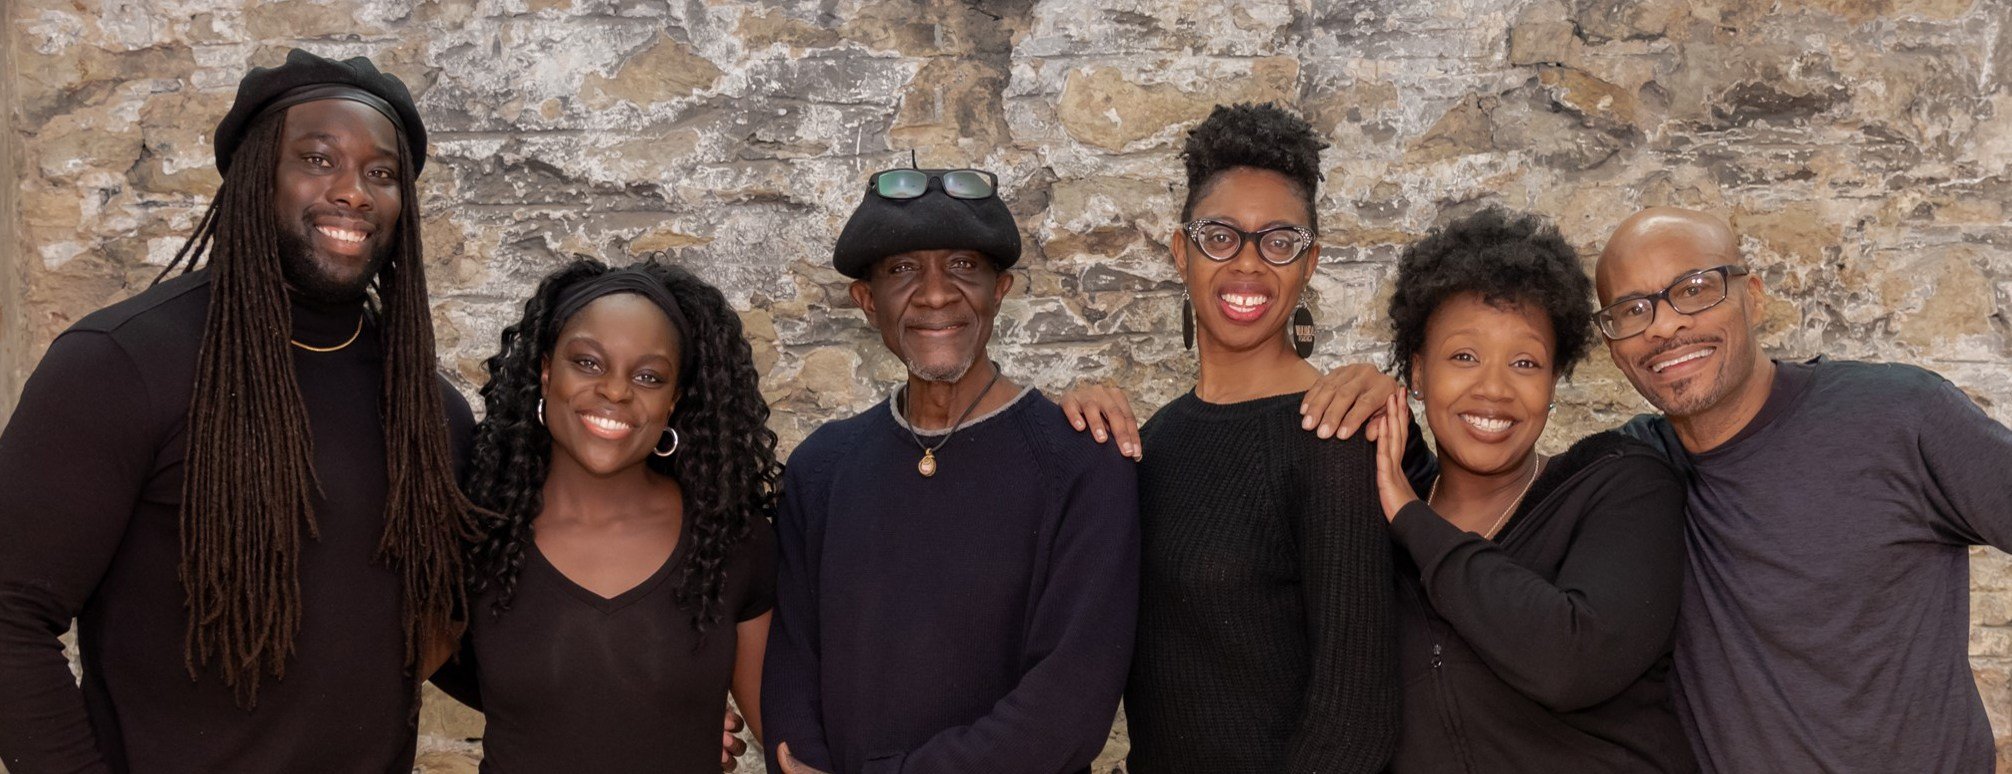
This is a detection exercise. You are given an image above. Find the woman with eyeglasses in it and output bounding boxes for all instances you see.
[1113,103,1400,774]
[430,258,781,772]
[1368,209,1694,772]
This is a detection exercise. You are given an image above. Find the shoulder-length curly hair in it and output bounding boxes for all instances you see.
[463,257,782,635]
[1388,208,1595,384]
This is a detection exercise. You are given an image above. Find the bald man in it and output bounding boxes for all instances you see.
[1601,207,2012,772]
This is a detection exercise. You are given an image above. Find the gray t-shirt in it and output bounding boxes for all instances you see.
[1623,358,2012,773]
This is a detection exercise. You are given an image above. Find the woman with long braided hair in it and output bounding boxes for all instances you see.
[432,257,782,772]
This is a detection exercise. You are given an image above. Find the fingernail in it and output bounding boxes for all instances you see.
[1338,426,1352,440]
[1073,419,1084,430]
[1318,424,1333,438]
[1094,430,1106,441]
[1301,415,1315,430]
[1122,443,1136,456]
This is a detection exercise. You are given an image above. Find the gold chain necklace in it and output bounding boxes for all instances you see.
[289,316,364,353]
[1428,455,1546,540]
[900,366,1002,478]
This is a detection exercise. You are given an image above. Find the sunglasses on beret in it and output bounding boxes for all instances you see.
[869,168,999,201]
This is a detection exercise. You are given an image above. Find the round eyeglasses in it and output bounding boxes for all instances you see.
[869,168,998,201]
[1182,219,1316,266]
[1595,265,1751,340]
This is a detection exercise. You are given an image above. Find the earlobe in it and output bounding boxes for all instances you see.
[848,280,876,323]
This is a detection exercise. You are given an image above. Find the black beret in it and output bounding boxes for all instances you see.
[213,48,426,175]
[831,174,1022,279]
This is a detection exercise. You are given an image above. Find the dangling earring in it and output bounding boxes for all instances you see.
[1291,303,1315,359]
[536,398,546,426]
[1181,290,1195,350]
[653,426,680,458]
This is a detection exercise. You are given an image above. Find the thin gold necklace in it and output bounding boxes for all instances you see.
[290,316,364,353]
[1428,455,1546,540]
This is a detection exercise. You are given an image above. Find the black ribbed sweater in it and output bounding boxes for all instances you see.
[1124,391,1399,774]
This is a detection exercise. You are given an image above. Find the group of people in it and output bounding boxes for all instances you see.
[0,47,2008,774]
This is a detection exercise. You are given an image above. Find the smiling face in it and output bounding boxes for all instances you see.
[1413,293,1557,477]
[849,248,1013,383]
[272,99,404,303]
[1596,212,1764,419]
[540,293,683,477]
[1174,167,1319,354]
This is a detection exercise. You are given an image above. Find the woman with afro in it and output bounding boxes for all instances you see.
[1368,209,1693,771]
[431,258,782,772]
[1110,103,1403,773]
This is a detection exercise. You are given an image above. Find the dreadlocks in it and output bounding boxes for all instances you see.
[156,108,474,706]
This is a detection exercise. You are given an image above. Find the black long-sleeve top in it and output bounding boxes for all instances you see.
[761,387,1140,774]
[1124,391,1400,774]
[1388,430,1693,773]
[0,270,474,773]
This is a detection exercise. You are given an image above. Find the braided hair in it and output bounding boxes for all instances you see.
[154,109,474,706]
[464,258,781,636]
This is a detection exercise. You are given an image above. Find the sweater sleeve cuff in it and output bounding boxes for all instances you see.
[1390,499,1477,569]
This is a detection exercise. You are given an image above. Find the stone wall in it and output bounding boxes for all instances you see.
[4,0,2010,772]
[1,0,23,424]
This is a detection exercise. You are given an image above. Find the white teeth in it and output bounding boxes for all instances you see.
[1461,414,1513,433]
[316,226,366,244]
[582,415,633,432]
[1652,348,1714,373]
[1219,292,1271,313]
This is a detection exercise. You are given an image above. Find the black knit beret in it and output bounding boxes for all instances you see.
[831,172,1022,279]
[212,48,427,175]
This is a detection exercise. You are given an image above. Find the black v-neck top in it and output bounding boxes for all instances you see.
[433,513,775,773]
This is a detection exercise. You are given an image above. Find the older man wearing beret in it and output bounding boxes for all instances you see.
[762,168,1141,774]
[0,50,474,773]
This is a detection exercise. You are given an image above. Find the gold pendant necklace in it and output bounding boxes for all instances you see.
[290,316,364,353]
[902,365,1002,478]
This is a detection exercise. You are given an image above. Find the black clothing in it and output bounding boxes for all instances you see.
[431,515,775,773]
[1622,358,2012,772]
[763,388,1139,774]
[1388,431,1693,773]
[1124,391,1399,774]
[0,270,474,773]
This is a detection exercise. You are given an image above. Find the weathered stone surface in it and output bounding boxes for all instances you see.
[3,0,2010,771]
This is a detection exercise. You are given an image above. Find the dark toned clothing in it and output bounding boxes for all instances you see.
[0,270,474,774]
[1622,358,2012,772]
[762,387,1139,774]
[432,514,775,773]
[1124,391,1399,774]
[1389,431,1693,773]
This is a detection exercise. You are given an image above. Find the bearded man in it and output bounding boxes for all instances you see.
[762,167,1140,774]
[0,50,472,773]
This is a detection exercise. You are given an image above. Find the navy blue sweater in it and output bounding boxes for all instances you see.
[762,387,1139,774]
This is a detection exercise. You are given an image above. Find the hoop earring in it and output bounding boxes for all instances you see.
[653,426,680,457]
[536,398,546,426]
[1181,290,1195,350]
[1291,302,1315,359]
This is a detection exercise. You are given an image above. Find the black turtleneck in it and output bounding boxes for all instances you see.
[0,269,474,774]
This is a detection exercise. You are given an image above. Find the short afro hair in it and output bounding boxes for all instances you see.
[1180,102,1328,229]
[1389,208,1595,384]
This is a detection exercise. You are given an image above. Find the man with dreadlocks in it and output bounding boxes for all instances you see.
[0,50,474,773]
